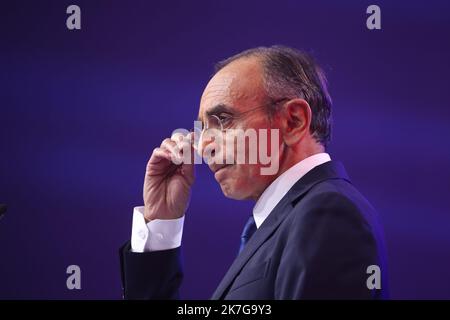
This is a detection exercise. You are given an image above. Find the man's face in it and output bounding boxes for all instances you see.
[197,57,282,200]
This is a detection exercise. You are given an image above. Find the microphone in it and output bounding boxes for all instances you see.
[0,204,7,221]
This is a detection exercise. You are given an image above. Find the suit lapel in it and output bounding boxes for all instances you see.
[210,161,351,299]
[211,192,293,299]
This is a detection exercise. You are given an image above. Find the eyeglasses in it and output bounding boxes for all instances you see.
[191,98,290,151]
[203,98,290,132]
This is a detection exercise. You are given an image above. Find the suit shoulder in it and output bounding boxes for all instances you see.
[298,179,377,216]
[289,180,379,235]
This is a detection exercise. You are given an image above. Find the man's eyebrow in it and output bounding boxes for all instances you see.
[207,104,233,116]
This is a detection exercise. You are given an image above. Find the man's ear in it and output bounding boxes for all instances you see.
[280,98,312,146]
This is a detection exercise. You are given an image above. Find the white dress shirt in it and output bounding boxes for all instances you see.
[252,152,331,228]
[130,153,331,252]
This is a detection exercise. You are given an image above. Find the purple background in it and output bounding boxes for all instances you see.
[1,0,450,299]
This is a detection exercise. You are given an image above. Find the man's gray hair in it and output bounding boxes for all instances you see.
[214,45,332,146]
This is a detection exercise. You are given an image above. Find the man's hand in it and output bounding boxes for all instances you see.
[143,132,195,221]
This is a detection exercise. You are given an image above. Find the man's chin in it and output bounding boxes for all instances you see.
[219,182,248,200]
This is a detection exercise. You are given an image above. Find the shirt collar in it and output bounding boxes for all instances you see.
[252,153,331,228]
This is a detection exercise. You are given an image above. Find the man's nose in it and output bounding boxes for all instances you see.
[197,131,217,161]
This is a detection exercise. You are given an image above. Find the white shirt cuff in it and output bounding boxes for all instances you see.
[130,206,184,253]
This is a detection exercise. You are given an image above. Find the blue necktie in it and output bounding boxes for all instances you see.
[238,215,257,254]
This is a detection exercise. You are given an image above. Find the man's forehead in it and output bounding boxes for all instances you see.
[198,58,265,119]
[201,74,236,106]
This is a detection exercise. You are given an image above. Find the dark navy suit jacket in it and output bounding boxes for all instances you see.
[119,161,389,299]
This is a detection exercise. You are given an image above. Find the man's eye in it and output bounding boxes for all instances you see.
[217,114,231,122]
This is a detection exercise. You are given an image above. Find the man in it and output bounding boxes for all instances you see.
[119,46,389,299]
